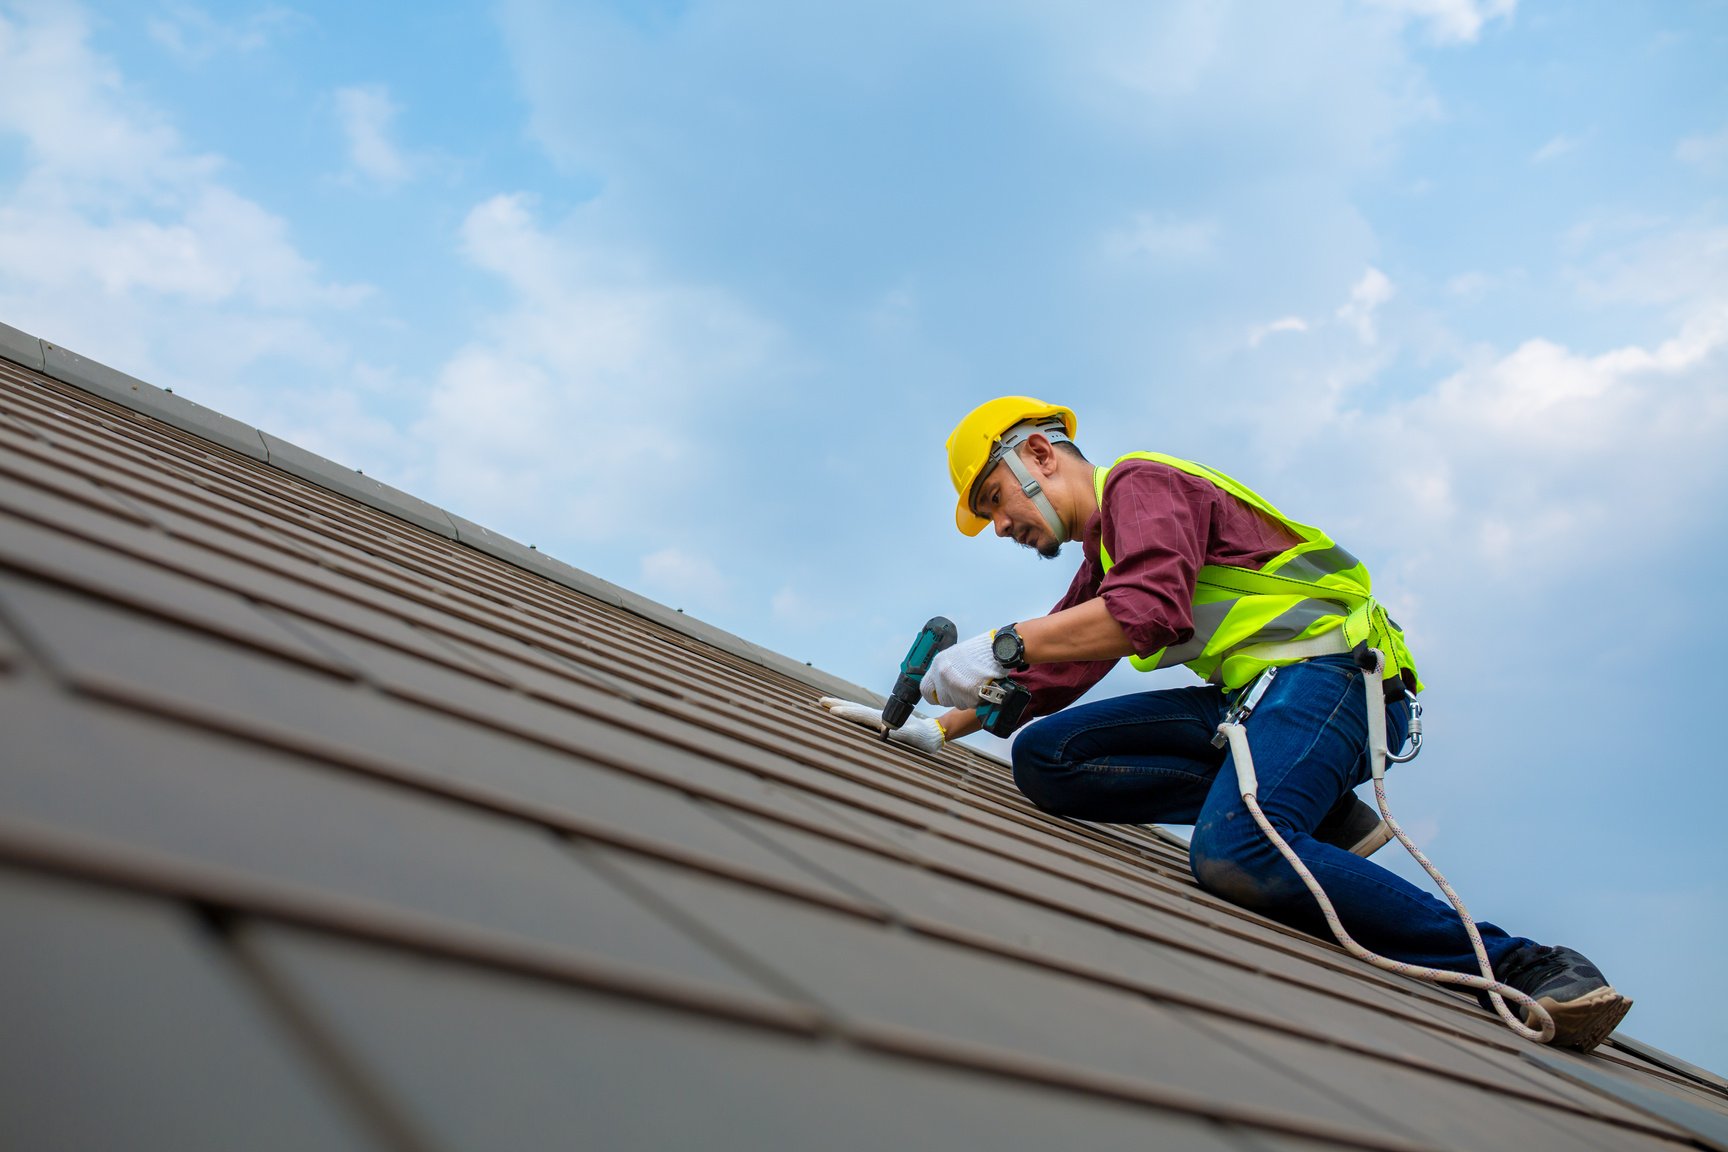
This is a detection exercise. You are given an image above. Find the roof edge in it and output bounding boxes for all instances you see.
[41,339,270,463]
[0,319,45,373]
[0,319,884,710]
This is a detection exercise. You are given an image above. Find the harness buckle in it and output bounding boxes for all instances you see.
[1212,665,1278,748]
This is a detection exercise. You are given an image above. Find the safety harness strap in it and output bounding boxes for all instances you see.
[1226,629,1353,668]
[1001,448,1069,544]
[1216,650,1554,1045]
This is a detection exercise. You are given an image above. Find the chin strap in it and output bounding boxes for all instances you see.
[1001,447,1069,544]
[1216,650,1556,1045]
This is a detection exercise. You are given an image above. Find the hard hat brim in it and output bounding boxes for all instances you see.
[955,498,989,537]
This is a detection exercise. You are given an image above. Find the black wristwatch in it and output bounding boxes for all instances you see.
[991,623,1029,671]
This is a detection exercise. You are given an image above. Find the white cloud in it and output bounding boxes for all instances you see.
[0,184,368,309]
[1226,214,1728,676]
[1359,0,1516,45]
[0,5,213,191]
[502,2,1452,325]
[1071,3,1228,99]
[1249,316,1309,348]
[1102,213,1218,264]
[411,193,785,546]
[1445,271,1493,300]
[770,584,838,630]
[640,547,730,611]
[146,4,303,63]
[1530,132,1583,165]
[1676,122,1728,171]
[1185,305,1723,745]
[1308,302,1728,650]
[492,0,1533,667]
[1336,267,1395,343]
[1434,322,1721,441]
[0,2,365,357]
[1574,224,1728,311]
[334,83,413,187]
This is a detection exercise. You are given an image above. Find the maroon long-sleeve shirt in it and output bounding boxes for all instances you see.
[1014,457,1302,722]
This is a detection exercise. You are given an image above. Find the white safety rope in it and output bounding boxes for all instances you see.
[1216,649,1556,1044]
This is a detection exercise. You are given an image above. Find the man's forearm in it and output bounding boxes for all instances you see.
[1016,598,1136,664]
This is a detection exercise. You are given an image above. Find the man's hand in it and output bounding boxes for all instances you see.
[817,697,945,754]
[920,630,1011,710]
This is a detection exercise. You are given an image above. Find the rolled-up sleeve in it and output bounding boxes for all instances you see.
[1004,459,1297,732]
[1012,558,1119,720]
[1009,463,1208,724]
[1094,464,1209,660]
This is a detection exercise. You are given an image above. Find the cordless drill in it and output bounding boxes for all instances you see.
[882,617,956,736]
[882,617,1033,739]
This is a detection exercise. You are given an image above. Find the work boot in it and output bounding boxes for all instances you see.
[1314,793,1393,858]
[1495,943,1633,1052]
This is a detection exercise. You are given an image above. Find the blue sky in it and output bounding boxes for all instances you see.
[3,0,1726,1071]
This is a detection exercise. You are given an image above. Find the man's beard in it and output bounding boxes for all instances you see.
[1015,527,1064,560]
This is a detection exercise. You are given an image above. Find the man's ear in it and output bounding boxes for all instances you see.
[1023,433,1058,474]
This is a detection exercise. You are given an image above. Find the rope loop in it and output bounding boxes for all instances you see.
[1216,656,1556,1045]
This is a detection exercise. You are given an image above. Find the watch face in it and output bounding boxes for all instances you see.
[993,628,1022,666]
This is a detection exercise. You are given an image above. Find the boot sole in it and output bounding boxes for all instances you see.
[1345,819,1395,859]
[1538,987,1633,1053]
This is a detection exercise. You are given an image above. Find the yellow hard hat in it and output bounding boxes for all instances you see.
[945,396,1077,536]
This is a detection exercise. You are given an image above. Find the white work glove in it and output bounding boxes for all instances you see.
[817,697,946,754]
[921,630,1011,711]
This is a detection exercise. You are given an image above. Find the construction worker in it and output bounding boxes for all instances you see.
[821,396,1631,1051]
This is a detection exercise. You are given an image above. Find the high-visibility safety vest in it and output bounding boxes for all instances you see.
[1095,452,1422,693]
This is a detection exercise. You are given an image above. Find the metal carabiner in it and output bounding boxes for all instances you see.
[1211,665,1278,749]
[1388,697,1423,763]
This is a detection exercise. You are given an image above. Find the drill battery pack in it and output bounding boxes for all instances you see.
[976,677,1031,737]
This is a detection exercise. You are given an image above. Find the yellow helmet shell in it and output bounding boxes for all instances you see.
[945,396,1078,536]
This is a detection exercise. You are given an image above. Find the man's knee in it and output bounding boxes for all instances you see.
[1189,818,1297,912]
[1010,720,1071,815]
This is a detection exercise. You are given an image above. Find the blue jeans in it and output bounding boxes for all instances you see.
[1011,654,1533,974]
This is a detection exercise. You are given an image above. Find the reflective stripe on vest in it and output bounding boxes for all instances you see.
[1095,452,1423,692]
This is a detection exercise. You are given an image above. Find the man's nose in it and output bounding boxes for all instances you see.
[993,513,1012,537]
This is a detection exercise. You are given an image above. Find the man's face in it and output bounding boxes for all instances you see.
[971,457,1062,559]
